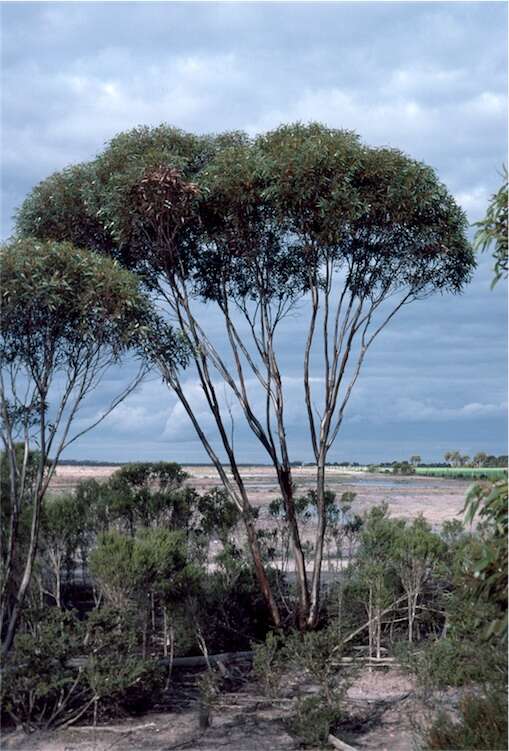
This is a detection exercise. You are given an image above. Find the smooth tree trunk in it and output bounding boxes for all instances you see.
[277,466,309,628]
[163,607,169,658]
[2,442,48,658]
[160,361,282,629]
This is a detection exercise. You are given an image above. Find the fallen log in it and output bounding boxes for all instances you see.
[331,657,396,665]
[67,650,397,670]
[74,722,157,732]
[67,650,253,670]
[328,733,358,751]
[159,650,253,668]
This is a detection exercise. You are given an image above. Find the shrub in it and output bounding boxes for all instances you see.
[286,695,340,747]
[84,654,164,718]
[1,610,89,730]
[195,668,221,728]
[252,630,286,697]
[83,606,164,717]
[424,689,508,750]
[397,636,504,691]
[254,626,353,747]
[192,565,277,653]
[1,607,164,730]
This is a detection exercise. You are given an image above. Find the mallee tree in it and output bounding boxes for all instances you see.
[0,239,185,655]
[16,122,475,629]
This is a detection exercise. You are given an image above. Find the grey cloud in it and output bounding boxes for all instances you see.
[1,1,507,461]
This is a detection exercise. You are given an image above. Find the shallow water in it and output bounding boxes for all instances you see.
[242,474,452,492]
[333,476,446,489]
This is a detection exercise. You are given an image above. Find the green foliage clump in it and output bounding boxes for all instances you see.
[252,630,286,697]
[424,690,508,751]
[193,561,277,653]
[286,695,340,747]
[254,627,352,747]
[473,166,508,287]
[391,461,415,475]
[397,632,503,692]
[85,654,164,718]
[15,164,115,254]
[197,487,241,546]
[285,628,352,747]
[1,610,86,730]
[0,238,154,363]
[463,479,508,639]
[90,462,194,535]
[89,527,200,610]
[1,608,163,730]
[38,492,93,607]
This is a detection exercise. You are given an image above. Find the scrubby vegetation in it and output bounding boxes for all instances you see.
[1,457,506,748]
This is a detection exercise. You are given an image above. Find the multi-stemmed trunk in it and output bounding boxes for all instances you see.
[154,265,312,628]
[147,238,414,630]
[302,256,414,627]
[0,351,145,657]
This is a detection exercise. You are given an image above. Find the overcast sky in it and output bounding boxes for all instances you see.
[2,1,507,463]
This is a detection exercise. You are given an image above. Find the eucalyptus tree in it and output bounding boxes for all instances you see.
[89,527,200,657]
[473,451,488,468]
[473,165,508,287]
[356,504,403,658]
[17,126,285,627]
[99,462,192,534]
[0,238,184,655]
[16,123,474,628]
[393,516,445,642]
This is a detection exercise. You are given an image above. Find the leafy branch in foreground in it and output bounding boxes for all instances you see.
[463,479,508,639]
[473,166,508,287]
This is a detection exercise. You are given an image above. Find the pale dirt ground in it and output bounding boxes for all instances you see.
[51,464,470,527]
[2,667,420,751]
[10,465,469,750]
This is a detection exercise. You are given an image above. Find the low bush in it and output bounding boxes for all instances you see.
[252,630,286,697]
[1,608,164,730]
[1,610,88,731]
[286,695,341,747]
[397,635,505,691]
[424,689,508,750]
[254,626,353,747]
[192,563,278,653]
[85,654,164,718]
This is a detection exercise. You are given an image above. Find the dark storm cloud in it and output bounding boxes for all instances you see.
[1,1,507,461]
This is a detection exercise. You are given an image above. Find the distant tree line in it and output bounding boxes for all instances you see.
[443,451,508,469]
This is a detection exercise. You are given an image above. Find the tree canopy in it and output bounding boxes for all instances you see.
[17,123,474,297]
[2,238,149,365]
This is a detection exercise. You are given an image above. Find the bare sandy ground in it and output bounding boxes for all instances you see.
[1,666,419,751]
[51,464,471,526]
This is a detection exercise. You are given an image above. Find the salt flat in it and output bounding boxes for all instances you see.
[51,464,470,527]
